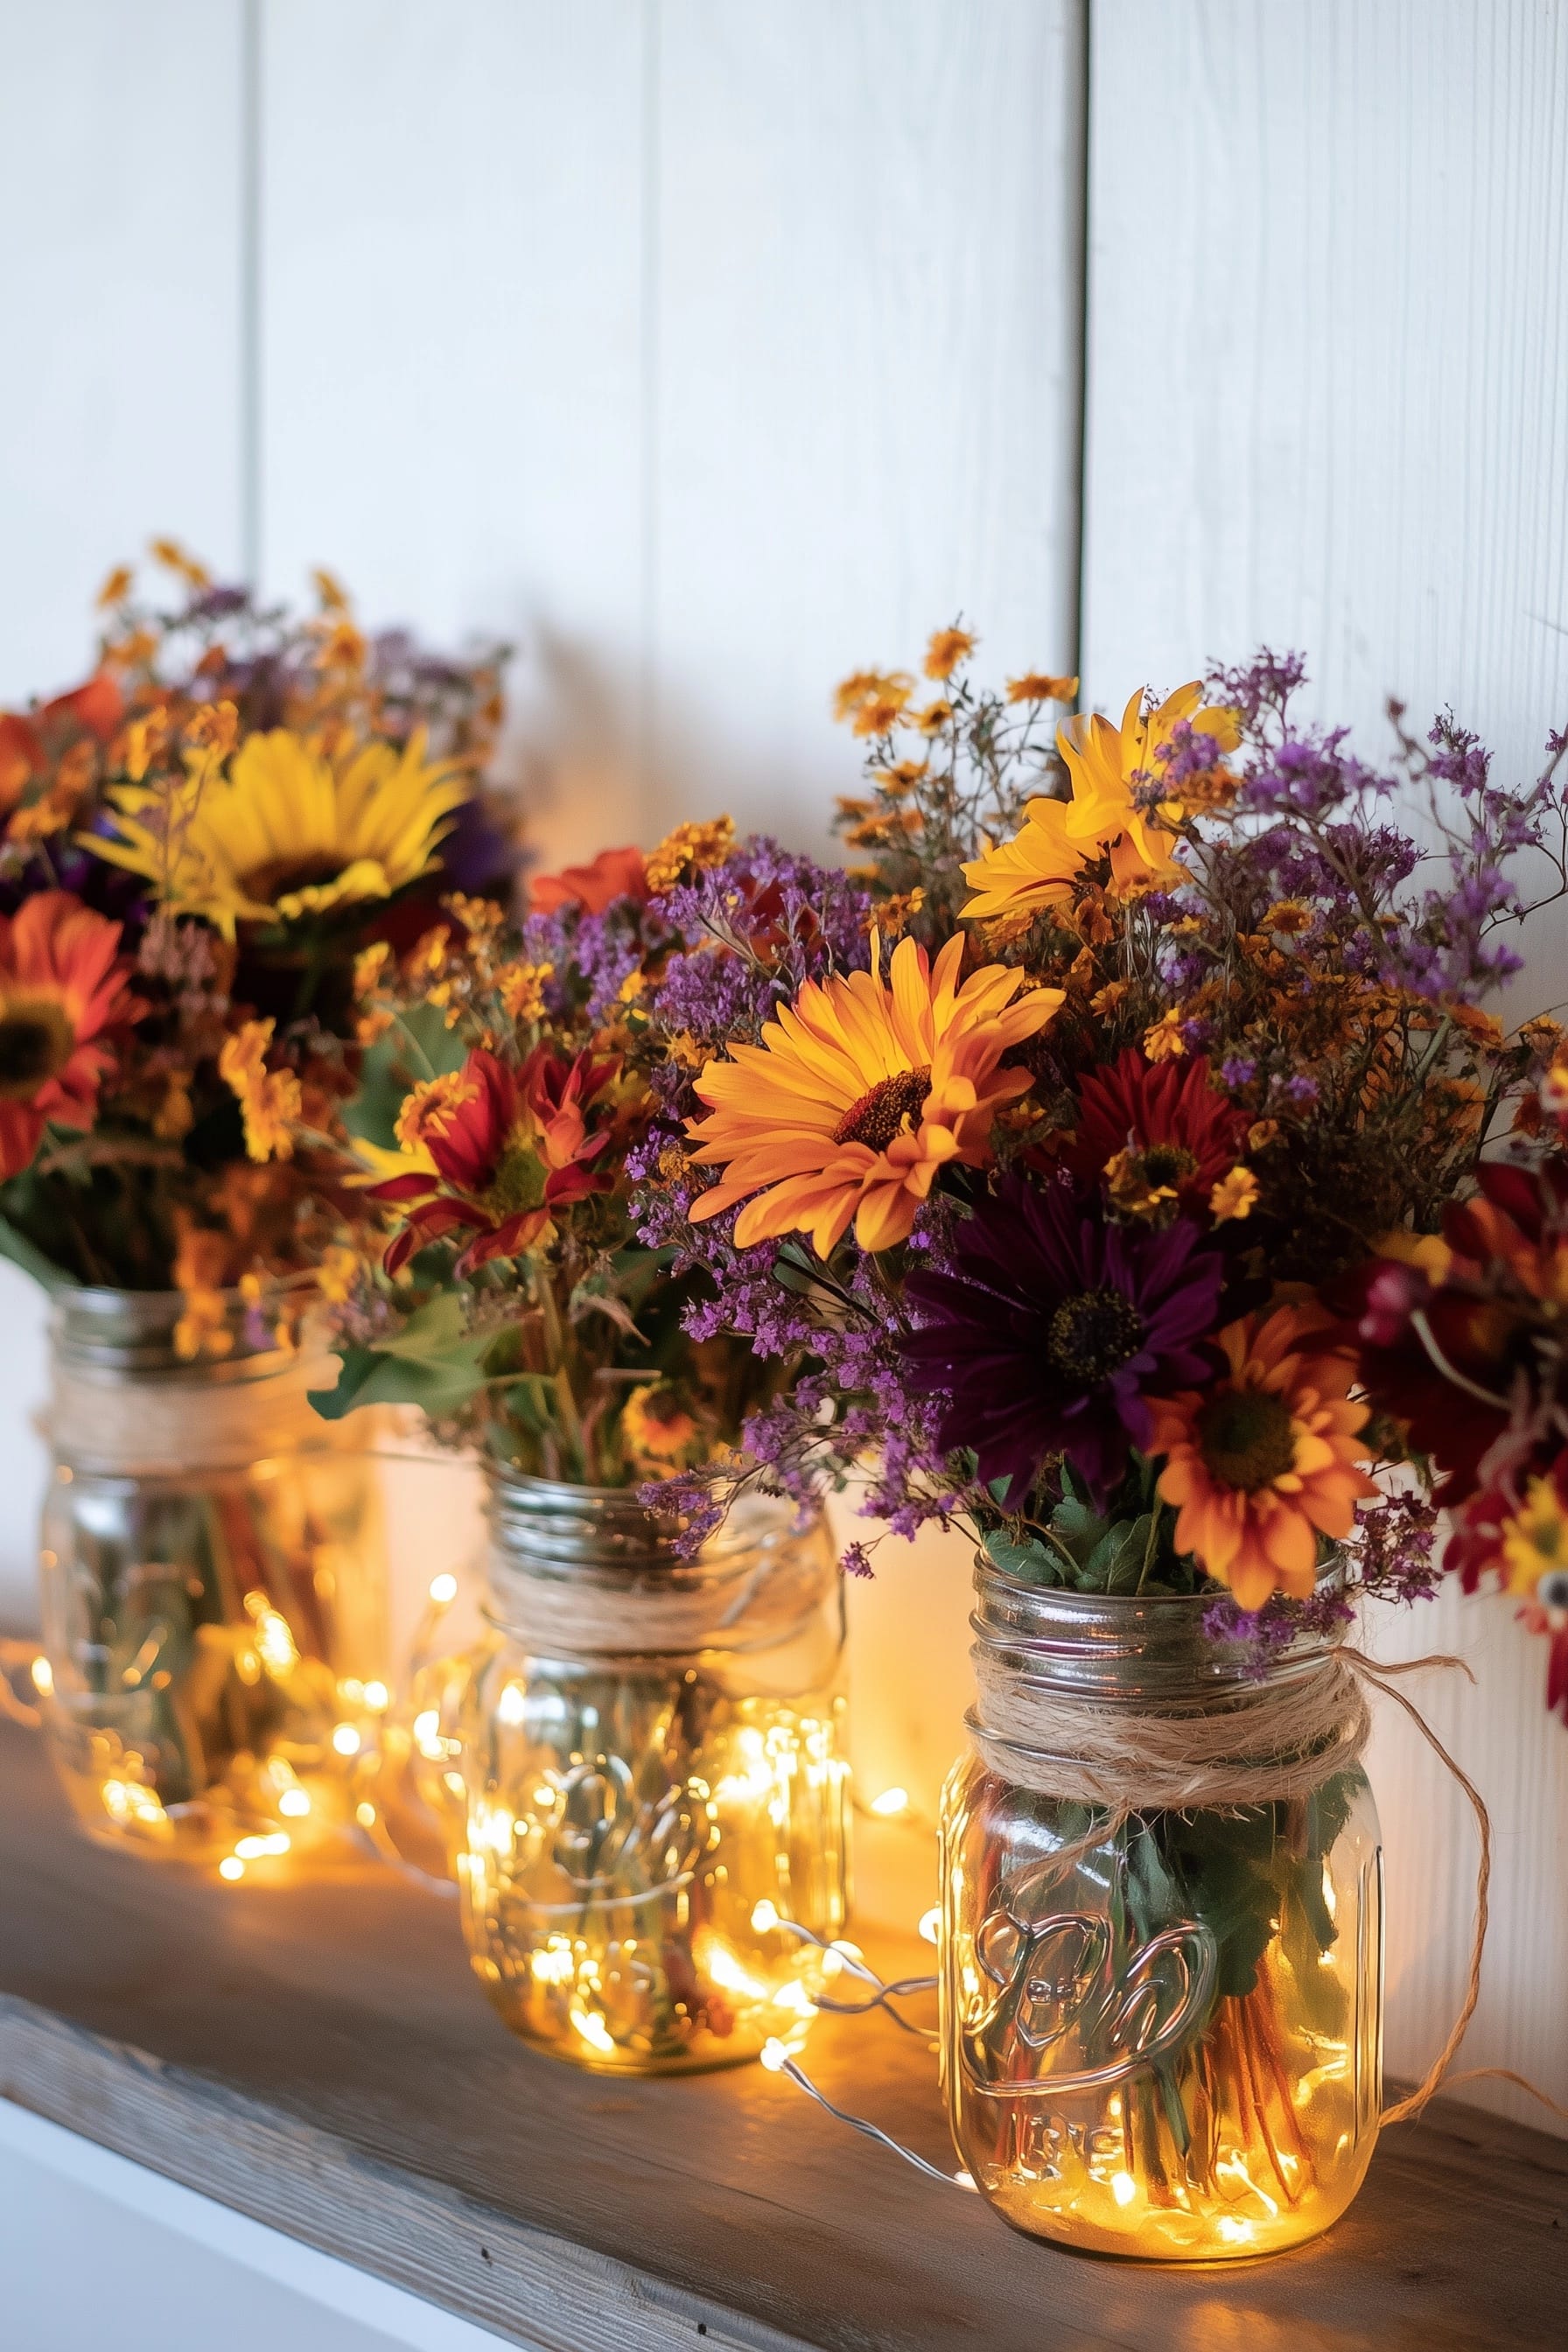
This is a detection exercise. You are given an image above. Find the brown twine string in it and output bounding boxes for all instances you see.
[486,1538,839,1660]
[970,1640,1567,2133]
[49,1352,340,1475]
[969,1648,1372,1810]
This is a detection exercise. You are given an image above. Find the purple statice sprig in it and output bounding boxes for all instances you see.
[1201,1492,1439,1676]
[631,1144,984,1560]
[522,892,670,1030]
[1200,649,1568,1007]
[648,836,873,1051]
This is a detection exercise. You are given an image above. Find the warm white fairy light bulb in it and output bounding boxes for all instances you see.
[869,1787,909,1817]
[428,1572,458,1606]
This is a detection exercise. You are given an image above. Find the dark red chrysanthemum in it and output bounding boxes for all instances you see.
[900,1172,1225,1507]
[1060,1047,1248,1213]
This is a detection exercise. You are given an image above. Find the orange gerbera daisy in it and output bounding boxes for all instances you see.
[1148,1306,1380,1609]
[0,892,139,1178]
[687,934,1061,1256]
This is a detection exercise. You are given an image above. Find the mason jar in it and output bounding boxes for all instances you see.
[458,1474,850,2074]
[940,1566,1382,2258]
[36,1288,386,1872]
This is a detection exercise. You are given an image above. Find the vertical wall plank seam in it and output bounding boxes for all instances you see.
[639,0,662,812]
[1068,0,1091,700]
[240,0,263,586]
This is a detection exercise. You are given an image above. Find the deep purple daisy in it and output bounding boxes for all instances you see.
[900,1173,1224,1508]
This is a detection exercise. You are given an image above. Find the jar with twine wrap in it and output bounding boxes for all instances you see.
[457,1472,850,2074]
[36,1287,386,1872]
[941,1558,1384,2259]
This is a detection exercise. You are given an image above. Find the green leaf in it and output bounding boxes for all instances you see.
[0,1208,75,1293]
[982,1529,1067,1587]
[1081,1513,1154,1594]
[307,1294,495,1422]
[1046,1488,1112,1571]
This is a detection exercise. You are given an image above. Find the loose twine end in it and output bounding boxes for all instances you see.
[1342,1648,1568,2132]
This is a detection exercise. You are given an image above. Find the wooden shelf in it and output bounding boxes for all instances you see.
[0,1718,1560,2350]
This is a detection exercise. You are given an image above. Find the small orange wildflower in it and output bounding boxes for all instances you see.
[219,1019,302,1163]
[923,627,976,682]
[1143,1009,1187,1063]
[833,669,913,726]
[1005,672,1078,704]
[1208,1166,1259,1222]
[645,816,735,894]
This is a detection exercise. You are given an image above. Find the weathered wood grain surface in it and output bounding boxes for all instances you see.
[0,1721,1561,2351]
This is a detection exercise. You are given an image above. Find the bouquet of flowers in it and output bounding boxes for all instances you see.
[296,824,869,1948]
[307,820,871,1481]
[5,545,521,1868]
[0,542,513,1312]
[638,631,1567,1676]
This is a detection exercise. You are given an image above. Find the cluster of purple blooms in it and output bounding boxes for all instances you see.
[1200,654,1565,1003]
[1203,1493,1440,1676]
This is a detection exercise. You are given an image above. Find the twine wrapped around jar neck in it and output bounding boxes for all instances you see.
[47,1288,337,1477]
[484,1474,840,1665]
[969,1643,1372,1810]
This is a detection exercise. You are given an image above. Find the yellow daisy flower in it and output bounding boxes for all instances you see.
[960,794,1086,924]
[1058,683,1240,890]
[89,725,469,939]
[687,932,1062,1256]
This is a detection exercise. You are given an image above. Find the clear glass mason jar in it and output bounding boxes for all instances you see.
[37,1288,386,1872]
[458,1474,850,2074]
[941,1569,1382,2259]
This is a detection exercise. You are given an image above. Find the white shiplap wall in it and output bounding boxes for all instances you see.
[0,0,1564,2146]
[0,0,255,1656]
[1083,0,1568,2132]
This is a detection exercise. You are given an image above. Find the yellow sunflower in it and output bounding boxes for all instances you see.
[1058,682,1240,890]
[89,725,470,937]
[960,794,1086,924]
[686,933,1062,1256]
[960,682,1241,922]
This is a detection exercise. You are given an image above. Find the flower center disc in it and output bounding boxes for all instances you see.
[1046,1287,1146,1383]
[240,853,348,905]
[1137,1143,1198,1190]
[483,1138,549,1218]
[0,998,74,1097]
[1196,1388,1298,1491]
[832,1064,932,1152]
